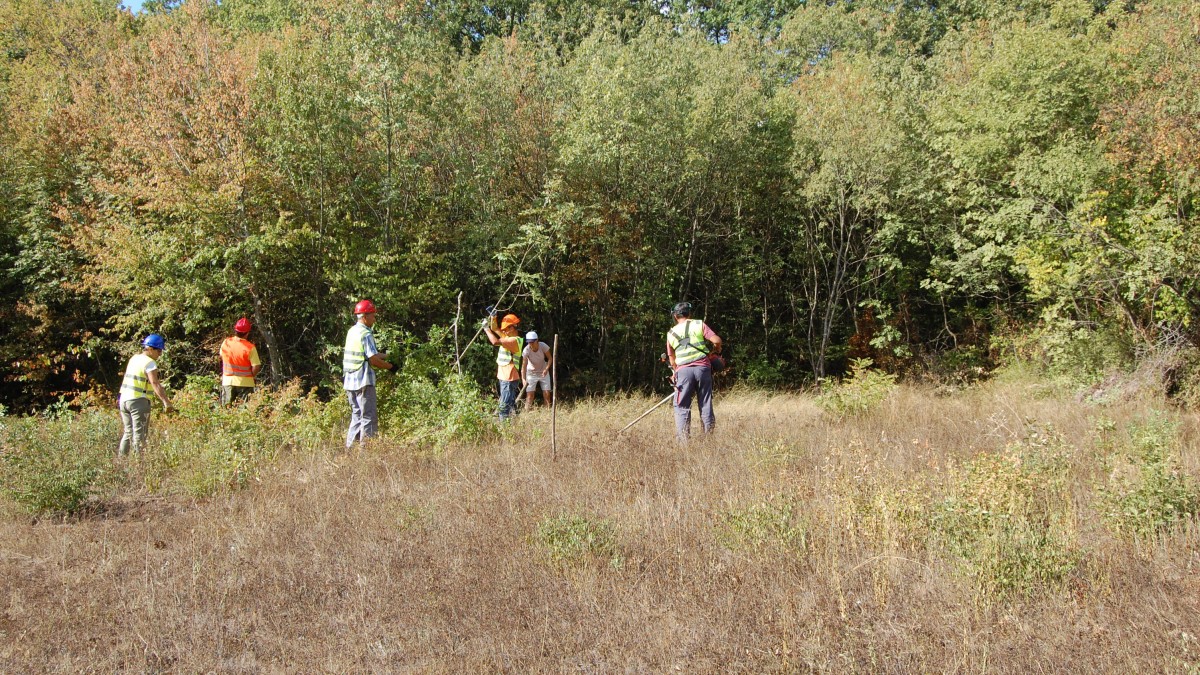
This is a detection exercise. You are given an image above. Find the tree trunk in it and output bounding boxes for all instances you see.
[249,287,285,384]
[679,212,700,300]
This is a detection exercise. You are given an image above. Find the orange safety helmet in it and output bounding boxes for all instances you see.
[234,317,252,333]
[500,313,520,329]
[354,299,377,315]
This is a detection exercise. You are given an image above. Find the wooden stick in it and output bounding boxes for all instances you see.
[453,291,463,375]
[453,242,538,370]
[551,334,558,460]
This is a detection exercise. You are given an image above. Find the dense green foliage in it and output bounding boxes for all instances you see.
[1,0,1198,409]
[0,407,118,513]
[0,371,491,514]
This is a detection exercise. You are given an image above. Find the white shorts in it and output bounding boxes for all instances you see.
[525,373,552,391]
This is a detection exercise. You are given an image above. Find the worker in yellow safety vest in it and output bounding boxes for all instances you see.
[483,312,524,420]
[219,317,262,406]
[343,299,394,448]
[666,302,722,440]
[117,333,174,456]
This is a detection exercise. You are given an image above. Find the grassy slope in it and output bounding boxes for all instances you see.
[2,377,1199,672]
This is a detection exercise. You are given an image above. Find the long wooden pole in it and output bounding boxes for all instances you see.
[453,291,463,375]
[551,334,558,460]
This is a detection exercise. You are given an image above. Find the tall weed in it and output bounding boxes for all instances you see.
[145,377,334,497]
[716,496,806,554]
[826,464,932,608]
[829,465,929,552]
[0,409,119,515]
[931,430,1079,600]
[1099,413,1200,538]
[816,358,897,417]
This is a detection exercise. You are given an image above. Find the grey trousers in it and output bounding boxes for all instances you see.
[346,385,378,448]
[118,397,152,456]
[673,365,715,440]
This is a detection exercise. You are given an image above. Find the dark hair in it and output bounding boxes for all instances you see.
[672,302,693,317]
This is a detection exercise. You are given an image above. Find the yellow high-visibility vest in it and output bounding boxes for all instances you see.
[497,337,524,368]
[120,353,155,400]
[667,320,710,366]
[343,323,370,374]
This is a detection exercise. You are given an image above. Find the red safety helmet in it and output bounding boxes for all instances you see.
[234,317,252,333]
[354,299,377,315]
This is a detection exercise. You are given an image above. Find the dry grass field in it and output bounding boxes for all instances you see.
[3,373,1200,672]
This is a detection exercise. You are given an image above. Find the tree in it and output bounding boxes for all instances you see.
[1020,0,1200,344]
[79,1,292,380]
[780,54,922,376]
[0,0,132,409]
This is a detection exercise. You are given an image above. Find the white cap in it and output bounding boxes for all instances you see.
[525,331,539,341]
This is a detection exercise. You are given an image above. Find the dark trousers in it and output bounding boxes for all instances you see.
[221,385,254,406]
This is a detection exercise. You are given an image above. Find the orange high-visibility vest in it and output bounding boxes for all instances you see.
[220,337,256,379]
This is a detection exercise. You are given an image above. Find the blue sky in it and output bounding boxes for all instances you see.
[122,0,147,12]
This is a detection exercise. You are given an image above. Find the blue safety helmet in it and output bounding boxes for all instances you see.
[142,334,166,350]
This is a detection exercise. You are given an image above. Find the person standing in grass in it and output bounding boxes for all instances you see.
[117,333,173,457]
[521,330,553,409]
[343,299,394,449]
[666,302,722,441]
[483,313,524,421]
[218,317,262,406]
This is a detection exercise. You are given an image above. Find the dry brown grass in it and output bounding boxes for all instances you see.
[3,376,1200,672]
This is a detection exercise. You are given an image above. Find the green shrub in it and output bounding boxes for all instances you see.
[145,378,333,497]
[1168,347,1200,409]
[534,513,621,568]
[375,325,494,450]
[931,430,1079,599]
[931,346,990,385]
[1100,414,1200,538]
[377,373,493,450]
[0,411,118,515]
[741,356,788,388]
[1047,325,1134,387]
[816,358,897,417]
[716,497,806,553]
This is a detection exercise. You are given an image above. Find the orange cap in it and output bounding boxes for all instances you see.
[500,313,520,329]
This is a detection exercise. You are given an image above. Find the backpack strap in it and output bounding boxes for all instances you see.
[670,320,711,355]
